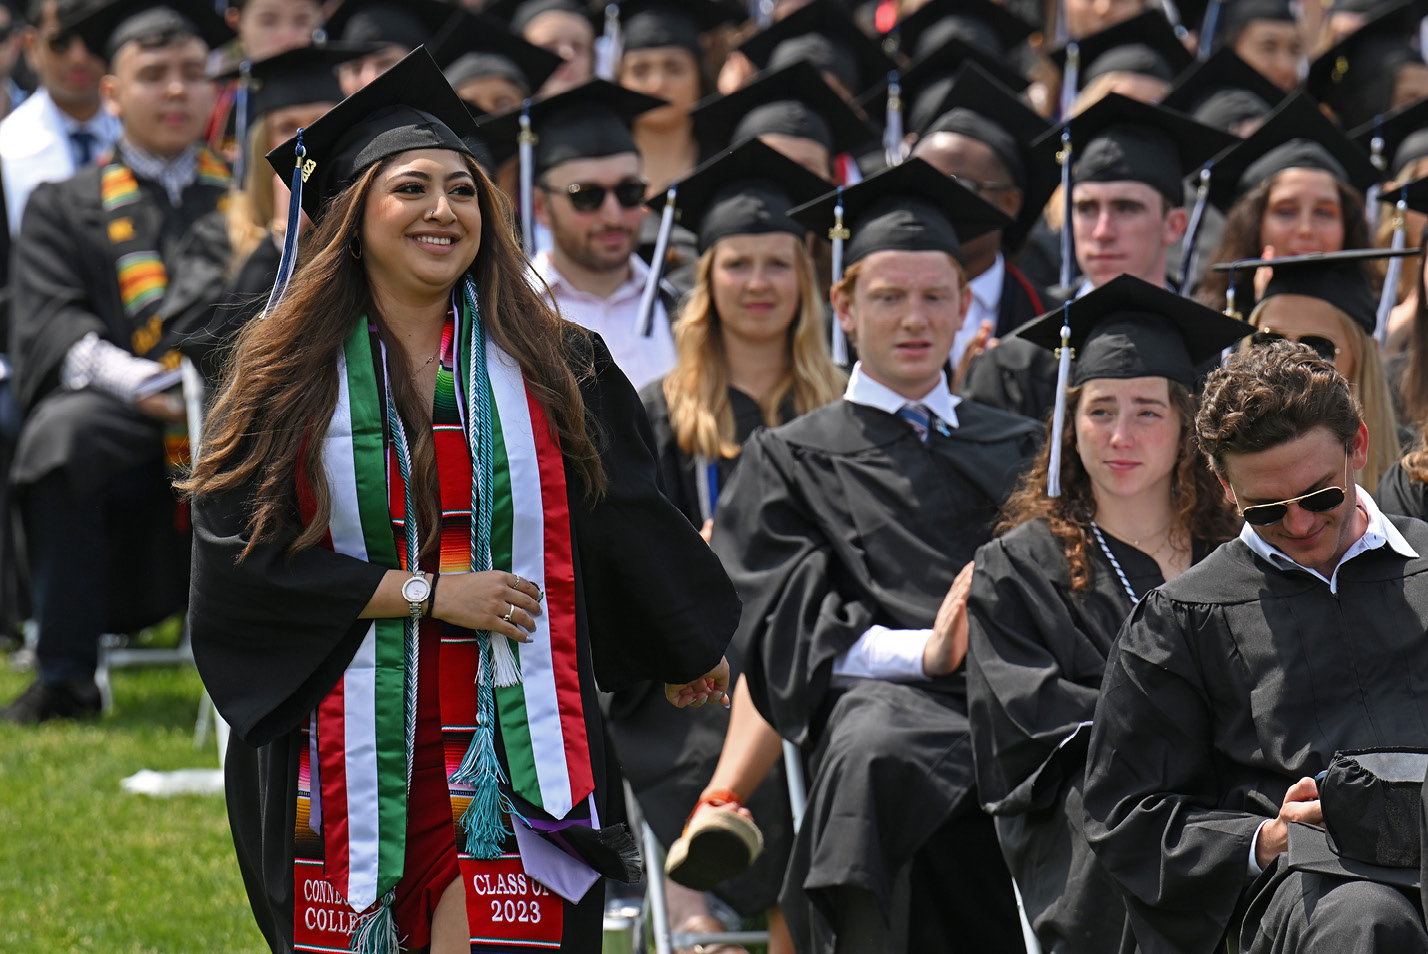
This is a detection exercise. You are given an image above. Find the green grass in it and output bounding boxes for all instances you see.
[0,658,267,953]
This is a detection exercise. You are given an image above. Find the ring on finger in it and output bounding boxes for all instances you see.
[502,602,515,623]
[513,574,524,589]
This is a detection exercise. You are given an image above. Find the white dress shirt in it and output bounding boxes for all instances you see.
[0,89,120,233]
[949,253,1004,369]
[830,364,961,684]
[530,249,677,391]
[1240,486,1418,874]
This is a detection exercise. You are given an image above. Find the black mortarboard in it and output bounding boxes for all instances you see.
[1161,47,1285,131]
[1049,11,1195,91]
[1016,274,1255,386]
[1201,91,1380,211]
[322,0,457,49]
[616,0,745,53]
[1218,0,1296,44]
[690,62,877,157]
[476,79,664,176]
[1388,174,1428,213]
[430,10,562,104]
[1306,0,1428,129]
[1211,247,1421,334]
[63,0,232,62]
[266,47,478,224]
[485,0,599,32]
[738,0,896,97]
[1033,93,1236,202]
[788,157,1011,265]
[908,62,1054,250]
[650,138,830,251]
[1351,97,1428,178]
[855,35,1031,133]
[891,0,1036,57]
[215,46,364,123]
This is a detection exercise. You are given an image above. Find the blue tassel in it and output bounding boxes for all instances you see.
[263,128,307,317]
[349,892,400,954]
[233,59,251,184]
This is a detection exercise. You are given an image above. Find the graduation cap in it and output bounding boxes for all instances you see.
[430,10,563,107]
[1217,0,1297,44]
[1350,97,1428,179]
[614,0,746,53]
[62,0,232,62]
[855,34,1031,132]
[737,0,897,98]
[485,0,601,32]
[689,61,877,158]
[1211,247,1421,343]
[1305,0,1428,129]
[1049,10,1195,94]
[214,45,367,124]
[1199,91,1380,213]
[1161,46,1284,132]
[322,0,458,50]
[890,0,1037,57]
[1014,273,1254,494]
[908,61,1054,250]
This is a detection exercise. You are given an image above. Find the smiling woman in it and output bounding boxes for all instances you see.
[181,50,739,954]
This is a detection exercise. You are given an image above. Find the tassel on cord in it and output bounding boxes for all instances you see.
[637,186,678,337]
[1059,41,1079,120]
[349,892,400,954]
[1179,163,1212,289]
[1196,0,1222,59]
[1376,189,1409,345]
[450,636,514,857]
[884,70,905,168]
[519,102,537,257]
[1057,127,1074,290]
[262,128,308,316]
[1224,263,1241,318]
[595,3,622,81]
[1366,117,1386,232]
[829,186,850,366]
[233,59,251,184]
[1047,302,1074,498]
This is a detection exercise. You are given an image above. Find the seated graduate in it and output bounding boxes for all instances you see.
[966,277,1246,954]
[712,158,1042,954]
[182,50,739,954]
[609,138,840,950]
[1083,337,1428,954]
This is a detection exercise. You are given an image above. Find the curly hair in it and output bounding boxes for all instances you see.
[998,381,1238,590]
[1197,338,1362,475]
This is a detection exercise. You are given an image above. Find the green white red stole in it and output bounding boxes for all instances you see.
[305,279,593,951]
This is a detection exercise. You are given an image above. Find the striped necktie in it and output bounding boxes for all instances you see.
[898,402,932,443]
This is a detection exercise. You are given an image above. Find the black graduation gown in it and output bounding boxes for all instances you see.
[10,161,222,495]
[1083,517,1428,954]
[968,520,1214,954]
[712,397,1041,952]
[1377,459,1428,522]
[993,260,1052,338]
[601,381,795,916]
[190,332,741,954]
[961,273,1063,422]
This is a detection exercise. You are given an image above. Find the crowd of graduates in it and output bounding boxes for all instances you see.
[4,0,1428,952]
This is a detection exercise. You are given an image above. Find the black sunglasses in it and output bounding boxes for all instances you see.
[1251,330,1339,364]
[44,31,82,54]
[1238,484,1347,526]
[539,180,646,212]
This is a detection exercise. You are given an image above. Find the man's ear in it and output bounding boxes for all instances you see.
[1164,205,1189,245]
[99,73,120,118]
[532,187,551,228]
[831,285,856,340]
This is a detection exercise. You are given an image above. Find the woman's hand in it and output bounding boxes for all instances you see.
[666,656,732,709]
[432,571,544,643]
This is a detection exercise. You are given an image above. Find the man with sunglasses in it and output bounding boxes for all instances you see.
[0,0,118,233]
[1083,338,1428,953]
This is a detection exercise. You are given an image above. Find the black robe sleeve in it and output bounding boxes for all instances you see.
[1083,589,1264,954]
[1376,459,1428,521]
[570,333,740,693]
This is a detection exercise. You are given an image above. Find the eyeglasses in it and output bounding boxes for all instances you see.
[44,31,82,54]
[1252,329,1340,364]
[1232,457,1352,527]
[538,180,646,212]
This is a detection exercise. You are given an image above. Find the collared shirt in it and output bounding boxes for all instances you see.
[949,252,1004,369]
[530,249,677,391]
[833,363,962,684]
[120,139,199,206]
[1238,485,1418,595]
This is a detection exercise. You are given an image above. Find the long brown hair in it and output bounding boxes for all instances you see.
[663,237,845,459]
[225,113,277,272]
[998,382,1239,590]
[181,151,605,559]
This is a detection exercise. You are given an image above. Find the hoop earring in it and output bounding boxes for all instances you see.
[349,238,362,260]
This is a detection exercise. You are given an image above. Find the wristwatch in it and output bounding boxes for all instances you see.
[401,571,431,623]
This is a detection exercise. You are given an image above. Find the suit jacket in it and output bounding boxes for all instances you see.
[0,90,118,235]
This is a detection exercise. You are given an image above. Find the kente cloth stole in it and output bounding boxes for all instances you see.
[293,285,593,953]
[99,151,229,469]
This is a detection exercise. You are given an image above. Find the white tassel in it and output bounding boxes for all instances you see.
[884,71,905,167]
[519,103,537,257]
[594,4,622,81]
[489,632,523,687]
[1047,309,1074,498]
[830,187,850,366]
[1059,42,1079,119]
[1366,122,1386,233]
[637,186,677,337]
[1376,193,1409,346]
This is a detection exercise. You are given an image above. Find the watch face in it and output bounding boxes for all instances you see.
[401,576,431,602]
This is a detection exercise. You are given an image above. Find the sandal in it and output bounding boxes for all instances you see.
[665,790,764,890]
